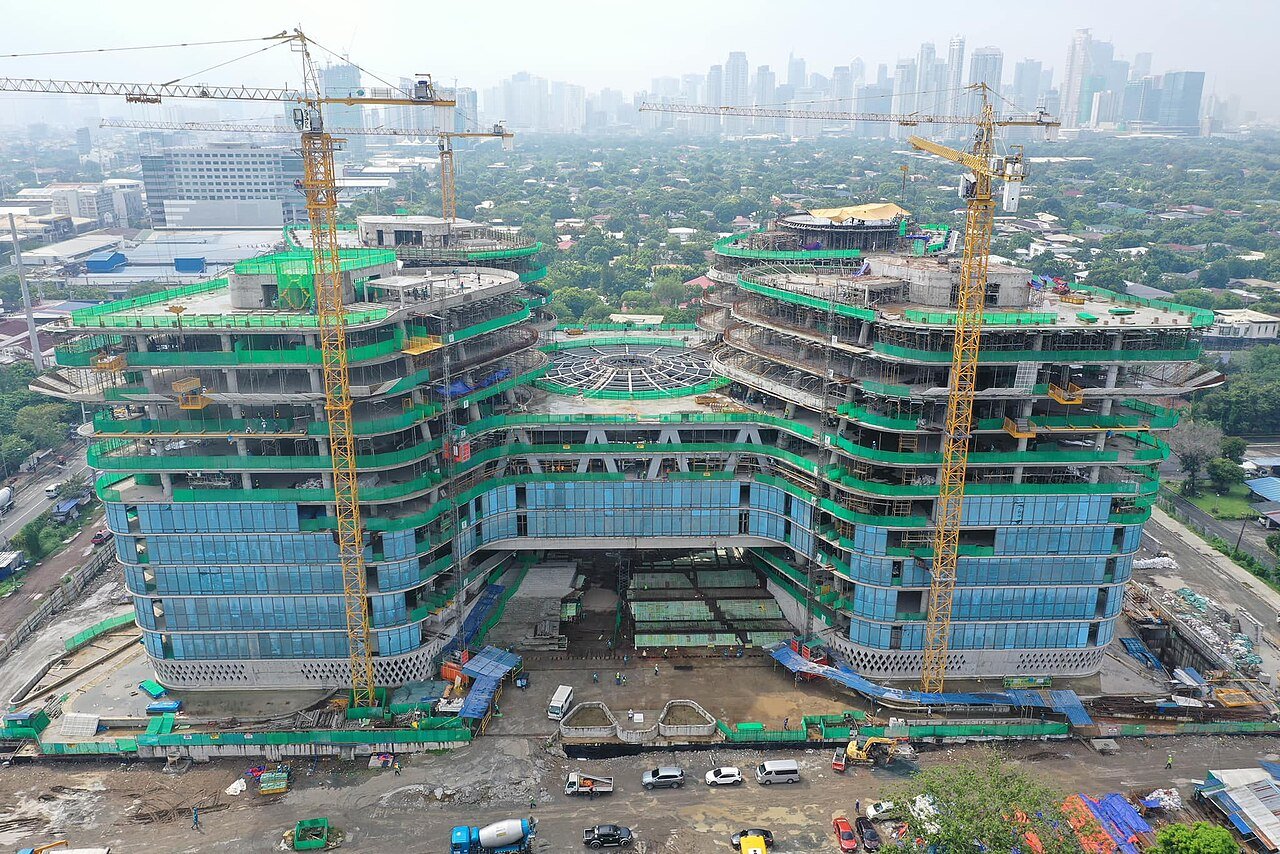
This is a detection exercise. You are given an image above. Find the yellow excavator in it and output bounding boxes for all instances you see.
[846,736,915,766]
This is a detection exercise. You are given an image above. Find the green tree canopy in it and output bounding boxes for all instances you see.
[1206,456,1245,495]
[1149,821,1240,854]
[889,748,1076,853]
[1169,420,1226,496]
[14,402,71,450]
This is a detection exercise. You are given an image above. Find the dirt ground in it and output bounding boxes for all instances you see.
[2,732,1276,853]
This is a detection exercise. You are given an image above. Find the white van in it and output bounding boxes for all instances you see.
[44,482,61,499]
[547,684,574,720]
[755,759,800,785]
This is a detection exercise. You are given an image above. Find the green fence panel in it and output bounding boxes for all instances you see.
[64,613,136,651]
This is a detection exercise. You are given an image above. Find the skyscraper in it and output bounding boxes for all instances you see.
[725,51,750,133]
[787,54,807,88]
[1131,52,1153,81]
[754,65,778,133]
[850,58,866,87]
[1011,59,1044,112]
[945,36,966,116]
[967,47,1004,115]
[891,59,918,138]
[455,88,479,132]
[1061,29,1092,128]
[704,64,724,134]
[1157,71,1206,135]
[320,62,365,160]
[916,42,948,116]
[831,66,853,110]
[725,52,750,106]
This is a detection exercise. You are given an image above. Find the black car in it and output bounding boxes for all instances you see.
[856,816,882,851]
[583,825,634,848]
[730,829,775,847]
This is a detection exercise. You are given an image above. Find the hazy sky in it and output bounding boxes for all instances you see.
[2,0,1276,112]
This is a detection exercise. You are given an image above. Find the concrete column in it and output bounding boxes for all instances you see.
[160,472,172,498]
[468,402,481,420]
[241,473,252,489]
[1099,364,1119,416]
[309,369,323,394]
[225,368,239,394]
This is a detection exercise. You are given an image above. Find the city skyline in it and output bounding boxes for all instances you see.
[0,0,1274,131]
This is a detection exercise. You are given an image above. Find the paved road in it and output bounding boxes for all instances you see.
[0,444,91,545]
[1158,488,1274,569]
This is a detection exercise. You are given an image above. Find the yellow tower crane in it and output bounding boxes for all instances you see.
[97,118,514,222]
[641,86,1058,691]
[437,126,515,221]
[1,29,455,708]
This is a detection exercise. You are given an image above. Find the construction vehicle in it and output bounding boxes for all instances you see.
[846,736,915,766]
[16,843,69,854]
[0,30,455,709]
[450,817,537,854]
[640,88,1058,692]
[564,771,615,797]
[99,118,513,222]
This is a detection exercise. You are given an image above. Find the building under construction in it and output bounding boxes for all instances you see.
[36,205,1215,689]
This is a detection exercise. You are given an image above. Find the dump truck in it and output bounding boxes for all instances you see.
[564,771,614,797]
[450,818,537,854]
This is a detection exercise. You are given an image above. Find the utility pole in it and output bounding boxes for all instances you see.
[7,213,44,372]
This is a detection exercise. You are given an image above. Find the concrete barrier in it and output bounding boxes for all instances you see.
[559,702,618,740]
[617,722,658,744]
[657,700,717,738]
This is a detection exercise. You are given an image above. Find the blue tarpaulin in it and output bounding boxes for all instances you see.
[768,644,1094,726]
[462,645,522,680]
[1078,793,1152,853]
[459,676,500,720]
[443,585,504,657]
[1120,637,1167,672]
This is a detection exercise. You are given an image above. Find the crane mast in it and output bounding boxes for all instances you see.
[914,99,997,694]
[642,86,1056,691]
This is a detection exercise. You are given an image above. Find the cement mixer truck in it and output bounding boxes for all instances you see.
[450,817,537,854]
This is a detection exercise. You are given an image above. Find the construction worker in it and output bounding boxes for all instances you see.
[1166,752,1174,770]
[592,672,599,684]
[783,717,789,730]
[191,807,201,831]
[393,761,401,776]
[654,664,659,676]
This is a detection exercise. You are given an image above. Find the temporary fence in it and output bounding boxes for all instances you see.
[64,612,136,652]
[716,720,807,743]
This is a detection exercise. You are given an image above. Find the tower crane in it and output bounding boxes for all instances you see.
[98,118,514,222]
[642,86,1058,691]
[1,29,455,708]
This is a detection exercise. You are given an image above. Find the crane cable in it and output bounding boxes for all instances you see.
[0,33,290,60]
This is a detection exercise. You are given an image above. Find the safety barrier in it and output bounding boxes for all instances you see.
[63,613,136,652]
[715,230,865,262]
[903,309,1058,326]
[859,722,1069,739]
[559,702,619,740]
[873,341,1203,364]
[716,720,807,743]
[657,700,717,738]
[736,273,876,321]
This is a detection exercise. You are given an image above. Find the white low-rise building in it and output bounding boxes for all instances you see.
[1210,308,1280,341]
